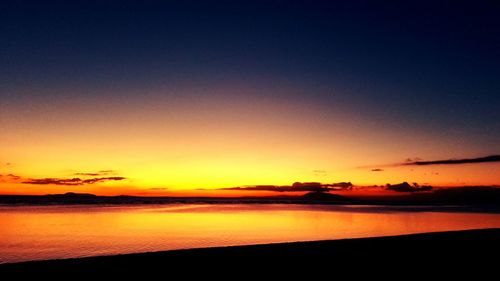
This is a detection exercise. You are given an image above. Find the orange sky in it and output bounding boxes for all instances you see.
[1,1,500,197]
[1,85,499,196]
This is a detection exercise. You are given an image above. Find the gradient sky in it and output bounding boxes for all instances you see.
[1,1,499,195]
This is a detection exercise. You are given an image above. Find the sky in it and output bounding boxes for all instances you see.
[1,1,499,195]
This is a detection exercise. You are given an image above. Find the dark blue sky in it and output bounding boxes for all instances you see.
[2,0,500,151]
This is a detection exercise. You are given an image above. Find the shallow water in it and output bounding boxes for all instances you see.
[1,204,500,264]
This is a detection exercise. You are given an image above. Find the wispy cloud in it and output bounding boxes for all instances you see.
[7,174,21,180]
[22,177,126,186]
[1,167,125,186]
[23,178,83,186]
[74,173,101,176]
[313,170,328,176]
[74,170,115,176]
[360,155,500,170]
[402,155,500,166]
[0,173,22,183]
[81,177,126,184]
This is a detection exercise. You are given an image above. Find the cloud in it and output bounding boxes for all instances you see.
[22,177,126,186]
[313,170,327,176]
[327,182,353,189]
[0,174,22,182]
[23,178,83,186]
[386,182,432,192]
[7,174,21,180]
[371,168,384,172]
[402,155,500,166]
[0,162,12,166]
[220,182,353,193]
[221,185,328,192]
[81,177,126,184]
[149,188,168,191]
[361,155,500,170]
[74,170,115,176]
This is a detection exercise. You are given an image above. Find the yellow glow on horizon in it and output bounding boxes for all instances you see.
[2,86,499,195]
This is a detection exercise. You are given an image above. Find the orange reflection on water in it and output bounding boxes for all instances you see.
[1,204,500,264]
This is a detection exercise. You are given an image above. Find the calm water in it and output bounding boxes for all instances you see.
[1,204,500,264]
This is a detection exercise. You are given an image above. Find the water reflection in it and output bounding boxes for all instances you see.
[1,204,500,263]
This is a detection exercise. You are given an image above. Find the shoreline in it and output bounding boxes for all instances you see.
[2,228,499,273]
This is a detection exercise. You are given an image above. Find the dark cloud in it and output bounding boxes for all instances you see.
[1,170,125,186]
[326,182,353,189]
[220,182,353,193]
[402,155,500,166]
[23,178,83,186]
[386,182,432,192]
[371,168,384,172]
[81,177,126,184]
[23,177,126,186]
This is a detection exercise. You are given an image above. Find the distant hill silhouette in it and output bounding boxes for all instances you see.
[1,186,500,207]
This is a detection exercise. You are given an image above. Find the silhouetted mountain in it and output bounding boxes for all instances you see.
[1,186,500,207]
[0,193,356,205]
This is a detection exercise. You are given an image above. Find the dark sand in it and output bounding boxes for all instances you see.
[1,228,499,276]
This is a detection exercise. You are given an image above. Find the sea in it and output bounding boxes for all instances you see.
[1,204,500,264]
